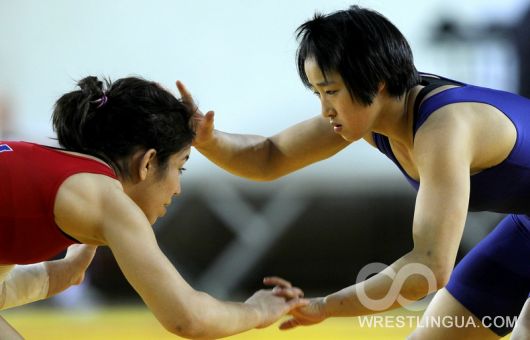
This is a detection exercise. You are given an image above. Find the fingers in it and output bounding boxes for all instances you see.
[71,272,86,286]
[264,276,292,288]
[265,277,305,300]
[65,244,96,256]
[279,318,301,330]
[176,81,215,126]
[81,244,98,252]
[176,80,200,115]
[273,286,304,299]
[193,110,214,122]
[175,80,192,101]
[287,298,310,310]
[204,110,214,122]
[65,244,97,269]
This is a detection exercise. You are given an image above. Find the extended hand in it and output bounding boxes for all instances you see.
[176,80,215,147]
[264,276,328,330]
[45,244,97,297]
[245,277,308,329]
[279,297,328,330]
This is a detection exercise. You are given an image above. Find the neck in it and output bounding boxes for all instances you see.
[372,89,415,146]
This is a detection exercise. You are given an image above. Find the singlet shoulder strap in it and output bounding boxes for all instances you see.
[372,131,390,156]
[35,143,117,178]
[413,73,466,137]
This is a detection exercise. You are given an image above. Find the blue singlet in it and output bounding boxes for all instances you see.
[373,74,530,336]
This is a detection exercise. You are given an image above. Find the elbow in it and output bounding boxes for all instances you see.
[403,265,450,302]
[157,307,206,339]
[254,140,286,182]
[423,259,453,292]
[163,317,209,339]
[158,291,220,339]
[407,250,453,296]
[160,304,219,340]
[424,252,453,290]
[253,163,293,181]
[432,265,452,290]
[244,163,283,182]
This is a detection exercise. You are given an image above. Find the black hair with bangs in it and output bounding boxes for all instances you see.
[296,5,420,105]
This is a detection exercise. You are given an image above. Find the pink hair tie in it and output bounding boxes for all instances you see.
[93,94,108,108]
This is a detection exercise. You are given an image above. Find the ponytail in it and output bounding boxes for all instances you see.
[52,76,108,153]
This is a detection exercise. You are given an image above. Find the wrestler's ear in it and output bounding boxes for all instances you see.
[140,149,157,181]
[132,148,157,181]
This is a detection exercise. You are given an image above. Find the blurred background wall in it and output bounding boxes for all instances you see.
[0,0,527,305]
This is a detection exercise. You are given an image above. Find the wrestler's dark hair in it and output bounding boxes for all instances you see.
[53,76,194,179]
[296,5,420,105]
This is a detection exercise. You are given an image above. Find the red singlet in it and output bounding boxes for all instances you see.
[0,141,117,264]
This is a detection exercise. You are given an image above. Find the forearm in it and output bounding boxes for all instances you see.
[0,246,92,311]
[0,263,49,310]
[196,116,351,181]
[196,130,275,181]
[323,251,440,317]
[181,291,262,339]
[44,258,84,298]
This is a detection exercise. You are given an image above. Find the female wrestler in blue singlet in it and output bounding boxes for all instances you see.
[178,5,530,339]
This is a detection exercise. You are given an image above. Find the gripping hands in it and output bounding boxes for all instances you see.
[265,276,328,330]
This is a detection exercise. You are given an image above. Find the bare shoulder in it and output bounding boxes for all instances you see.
[54,173,124,245]
[413,105,471,165]
[413,102,516,173]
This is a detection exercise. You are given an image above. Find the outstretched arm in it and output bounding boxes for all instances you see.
[277,108,474,329]
[55,175,307,339]
[177,81,351,181]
